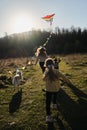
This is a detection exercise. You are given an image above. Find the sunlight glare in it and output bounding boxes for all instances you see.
[11,14,34,33]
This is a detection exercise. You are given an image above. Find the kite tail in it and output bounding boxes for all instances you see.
[43,31,52,47]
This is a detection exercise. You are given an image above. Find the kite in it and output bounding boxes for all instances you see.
[41,13,55,47]
[42,13,55,25]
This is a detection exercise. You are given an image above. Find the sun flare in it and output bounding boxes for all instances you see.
[11,14,34,33]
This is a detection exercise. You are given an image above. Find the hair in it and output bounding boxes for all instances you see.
[45,58,59,81]
[35,46,46,57]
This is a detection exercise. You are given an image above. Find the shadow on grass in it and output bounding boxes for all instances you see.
[9,89,22,114]
[0,83,8,89]
[68,84,87,104]
[55,116,66,130]
[47,122,56,130]
[56,87,87,130]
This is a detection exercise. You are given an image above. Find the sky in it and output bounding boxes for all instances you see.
[0,0,87,37]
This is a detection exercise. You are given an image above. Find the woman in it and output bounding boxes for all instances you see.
[35,46,48,73]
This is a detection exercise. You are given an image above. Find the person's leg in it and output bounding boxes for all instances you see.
[39,62,45,73]
[46,92,52,115]
[53,92,58,104]
[14,85,15,91]
[46,92,53,122]
[52,92,58,109]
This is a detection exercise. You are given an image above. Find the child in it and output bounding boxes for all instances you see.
[53,57,61,70]
[35,46,48,73]
[43,58,72,122]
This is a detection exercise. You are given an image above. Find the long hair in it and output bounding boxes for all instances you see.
[45,58,59,81]
[35,46,46,57]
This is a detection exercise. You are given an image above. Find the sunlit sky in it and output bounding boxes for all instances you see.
[0,0,87,37]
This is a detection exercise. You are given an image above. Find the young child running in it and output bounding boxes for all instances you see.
[43,58,72,122]
[53,57,61,70]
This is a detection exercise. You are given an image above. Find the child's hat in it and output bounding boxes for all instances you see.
[45,58,54,67]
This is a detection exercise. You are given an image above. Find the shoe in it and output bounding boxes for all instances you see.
[46,115,52,122]
[53,104,57,110]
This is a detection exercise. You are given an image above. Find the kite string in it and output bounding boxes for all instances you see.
[43,25,53,47]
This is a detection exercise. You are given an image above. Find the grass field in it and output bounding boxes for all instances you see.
[0,54,87,130]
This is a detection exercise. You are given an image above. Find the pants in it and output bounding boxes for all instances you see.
[39,62,45,73]
[46,91,58,115]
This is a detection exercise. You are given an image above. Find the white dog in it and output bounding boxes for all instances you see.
[12,69,23,91]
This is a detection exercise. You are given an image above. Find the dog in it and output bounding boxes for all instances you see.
[12,69,23,91]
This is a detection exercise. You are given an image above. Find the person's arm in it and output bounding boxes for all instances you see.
[34,56,39,65]
[43,74,46,81]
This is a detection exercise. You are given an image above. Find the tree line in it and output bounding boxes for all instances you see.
[0,27,87,58]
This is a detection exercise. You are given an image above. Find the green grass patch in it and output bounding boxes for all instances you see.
[0,54,87,130]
